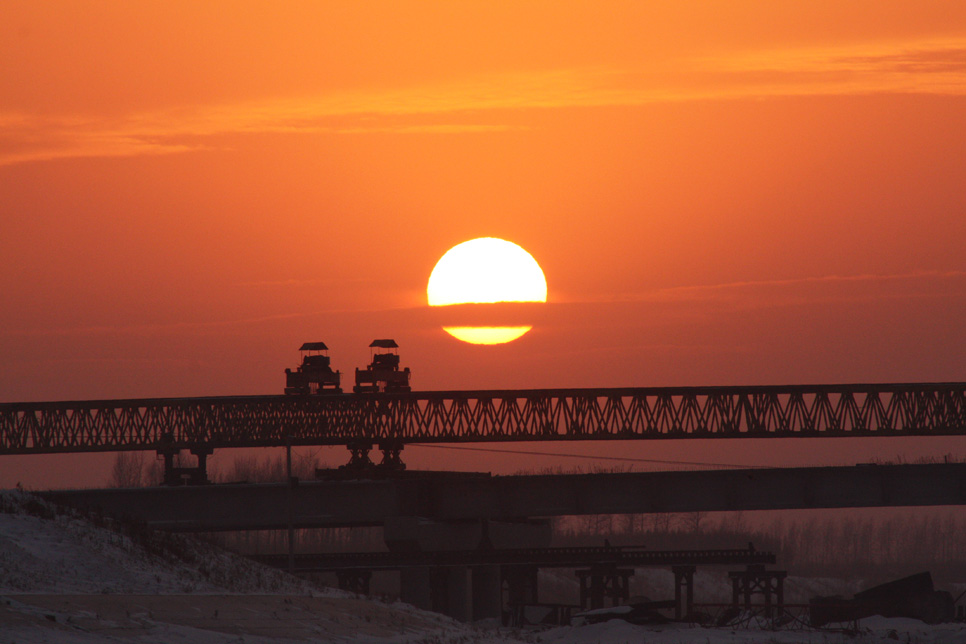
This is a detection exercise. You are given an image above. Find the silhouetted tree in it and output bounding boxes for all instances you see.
[109,451,145,487]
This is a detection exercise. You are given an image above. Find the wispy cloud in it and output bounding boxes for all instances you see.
[332,124,522,135]
[699,38,966,97]
[654,269,966,298]
[9,269,964,339]
[578,269,966,311]
[836,47,966,74]
[4,311,313,338]
[2,37,964,166]
[235,279,318,288]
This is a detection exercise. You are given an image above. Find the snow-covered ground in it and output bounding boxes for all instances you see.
[0,490,515,643]
[540,616,966,644]
[2,489,966,643]
[0,493,314,595]
[0,594,494,644]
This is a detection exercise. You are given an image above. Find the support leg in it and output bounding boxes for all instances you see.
[189,446,212,485]
[673,566,696,620]
[342,440,374,471]
[445,567,470,622]
[160,450,178,486]
[472,565,502,622]
[400,568,432,610]
[378,440,406,471]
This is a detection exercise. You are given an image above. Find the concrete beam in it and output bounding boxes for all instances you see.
[39,463,966,532]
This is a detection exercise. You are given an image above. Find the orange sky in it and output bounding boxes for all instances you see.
[2,2,966,486]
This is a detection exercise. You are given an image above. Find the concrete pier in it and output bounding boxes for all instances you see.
[384,517,550,620]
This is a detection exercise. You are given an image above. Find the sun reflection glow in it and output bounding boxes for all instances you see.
[443,326,533,344]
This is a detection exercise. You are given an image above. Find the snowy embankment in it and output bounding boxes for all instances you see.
[0,490,314,595]
[2,489,966,643]
[0,490,494,643]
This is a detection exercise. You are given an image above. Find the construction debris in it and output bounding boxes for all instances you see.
[810,572,954,626]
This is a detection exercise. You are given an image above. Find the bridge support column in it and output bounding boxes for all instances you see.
[577,565,633,610]
[384,517,550,621]
[378,440,406,471]
[472,565,502,622]
[673,565,696,620]
[341,440,374,471]
[505,564,539,619]
[336,570,372,595]
[400,568,432,610]
[160,451,176,486]
[336,439,407,472]
[191,446,212,483]
[430,567,470,621]
[729,564,786,618]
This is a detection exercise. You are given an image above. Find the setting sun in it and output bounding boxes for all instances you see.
[427,238,547,344]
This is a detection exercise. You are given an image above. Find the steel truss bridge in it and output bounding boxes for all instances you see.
[3,382,966,457]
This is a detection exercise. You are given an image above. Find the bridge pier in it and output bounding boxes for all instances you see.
[505,564,540,616]
[399,568,433,610]
[673,565,696,620]
[384,517,550,621]
[729,564,787,617]
[336,570,372,595]
[471,565,502,621]
[576,564,633,610]
[431,567,471,621]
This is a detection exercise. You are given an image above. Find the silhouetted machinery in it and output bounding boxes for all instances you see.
[284,342,342,394]
[354,339,411,393]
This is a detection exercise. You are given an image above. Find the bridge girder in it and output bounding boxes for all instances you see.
[38,463,966,532]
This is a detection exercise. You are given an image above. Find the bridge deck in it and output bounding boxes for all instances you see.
[3,383,965,454]
[251,546,776,572]
[39,463,966,531]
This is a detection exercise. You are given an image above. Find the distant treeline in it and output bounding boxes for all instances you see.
[551,511,966,585]
[108,450,384,555]
[108,449,325,488]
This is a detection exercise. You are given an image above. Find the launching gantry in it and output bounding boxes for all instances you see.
[284,342,342,394]
[283,339,412,395]
[283,339,411,472]
[354,339,411,393]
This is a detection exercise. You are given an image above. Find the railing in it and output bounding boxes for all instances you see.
[2,382,965,454]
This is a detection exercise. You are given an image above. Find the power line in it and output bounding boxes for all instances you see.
[407,443,770,470]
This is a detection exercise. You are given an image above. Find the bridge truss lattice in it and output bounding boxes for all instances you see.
[2,383,965,455]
